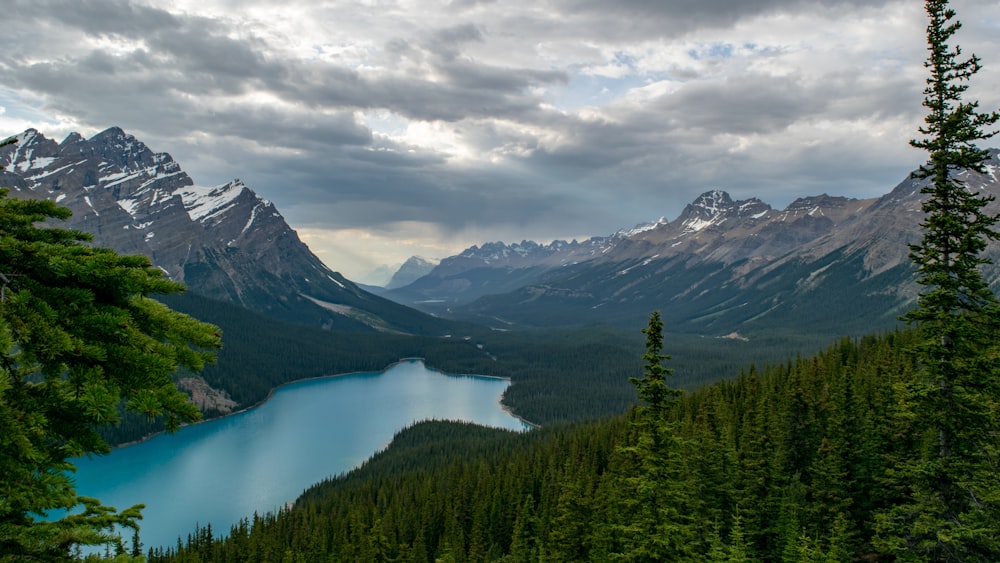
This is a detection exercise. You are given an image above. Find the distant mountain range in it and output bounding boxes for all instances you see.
[381,220,668,305]
[385,151,1000,338]
[6,126,998,343]
[0,127,451,334]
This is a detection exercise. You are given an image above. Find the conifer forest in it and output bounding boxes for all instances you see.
[3,0,1000,561]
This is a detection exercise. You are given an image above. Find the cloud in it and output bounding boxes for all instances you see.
[1,0,997,283]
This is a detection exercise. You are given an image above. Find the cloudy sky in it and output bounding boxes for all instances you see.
[2,0,998,284]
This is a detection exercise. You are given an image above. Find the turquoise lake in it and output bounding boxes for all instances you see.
[68,360,527,551]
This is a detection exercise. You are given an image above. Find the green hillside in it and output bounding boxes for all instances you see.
[103,291,826,446]
[150,327,950,561]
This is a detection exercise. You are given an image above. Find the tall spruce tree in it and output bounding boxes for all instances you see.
[631,311,683,417]
[875,1,1000,559]
[614,311,698,561]
[0,145,221,561]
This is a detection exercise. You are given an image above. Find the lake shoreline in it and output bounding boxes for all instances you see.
[77,360,528,552]
[114,358,535,449]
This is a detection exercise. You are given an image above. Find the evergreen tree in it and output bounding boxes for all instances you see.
[0,162,221,560]
[876,0,1000,559]
[614,312,698,561]
[130,528,144,558]
[723,510,755,563]
[630,311,682,416]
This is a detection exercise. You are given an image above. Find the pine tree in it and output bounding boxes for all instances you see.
[614,312,698,561]
[907,0,1000,326]
[724,510,755,563]
[0,167,221,559]
[875,0,1000,559]
[630,311,682,416]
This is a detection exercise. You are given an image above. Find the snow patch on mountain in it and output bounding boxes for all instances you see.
[682,216,719,233]
[177,180,245,223]
[116,197,143,216]
[695,190,731,214]
[241,203,264,235]
[677,190,750,234]
[23,156,56,171]
[26,161,82,181]
[617,217,667,238]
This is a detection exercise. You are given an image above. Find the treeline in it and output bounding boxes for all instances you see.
[150,327,928,561]
[101,293,812,445]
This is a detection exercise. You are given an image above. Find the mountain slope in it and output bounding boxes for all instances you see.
[444,152,1000,337]
[384,220,666,310]
[0,127,452,334]
[385,256,440,290]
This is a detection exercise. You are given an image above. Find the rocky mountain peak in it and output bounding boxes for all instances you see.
[692,189,734,211]
[87,127,162,169]
[3,129,60,174]
[676,190,772,234]
[62,132,86,145]
[779,194,868,223]
[0,127,448,334]
[787,194,836,210]
[458,240,546,263]
[386,256,440,289]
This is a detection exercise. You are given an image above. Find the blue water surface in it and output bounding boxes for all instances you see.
[69,360,526,551]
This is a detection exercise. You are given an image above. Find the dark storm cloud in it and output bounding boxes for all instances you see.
[505,74,832,179]
[4,1,279,95]
[284,64,560,123]
[649,75,828,134]
[211,108,374,151]
[552,0,897,38]
[238,143,583,233]
[6,0,272,91]
[1,0,995,280]
[2,3,560,148]
[5,0,567,125]
[7,0,179,37]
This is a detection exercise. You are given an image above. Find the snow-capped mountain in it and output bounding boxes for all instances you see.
[0,127,450,334]
[384,190,878,313]
[392,151,1000,339]
[384,237,618,309]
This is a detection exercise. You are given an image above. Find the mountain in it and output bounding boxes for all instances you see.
[385,256,440,289]
[0,127,452,334]
[397,152,1000,339]
[383,220,667,311]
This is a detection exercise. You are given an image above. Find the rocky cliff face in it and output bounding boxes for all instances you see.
[0,127,450,334]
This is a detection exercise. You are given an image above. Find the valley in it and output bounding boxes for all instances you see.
[4,125,948,438]
[4,119,999,561]
[4,0,1000,560]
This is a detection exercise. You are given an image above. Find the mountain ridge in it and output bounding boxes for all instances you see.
[386,150,1000,338]
[0,127,454,335]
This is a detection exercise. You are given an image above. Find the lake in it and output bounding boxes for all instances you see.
[67,360,527,551]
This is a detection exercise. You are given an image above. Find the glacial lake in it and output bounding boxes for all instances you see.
[67,360,527,551]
